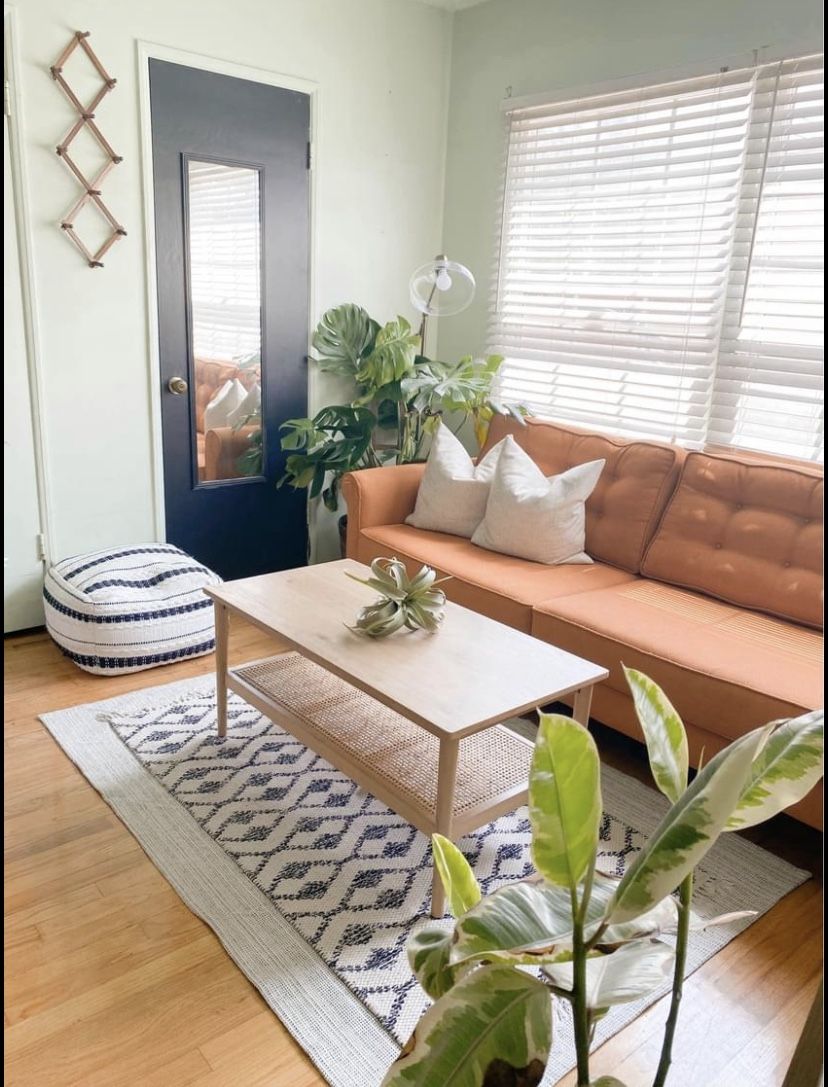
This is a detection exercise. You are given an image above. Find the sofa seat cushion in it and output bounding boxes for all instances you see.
[356,523,635,632]
[642,451,823,629]
[532,579,823,742]
[481,416,681,573]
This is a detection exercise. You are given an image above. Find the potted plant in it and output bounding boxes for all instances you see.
[380,671,824,1087]
[277,304,525,551]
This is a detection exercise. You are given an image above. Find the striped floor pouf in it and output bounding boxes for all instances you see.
[44,545,222,675]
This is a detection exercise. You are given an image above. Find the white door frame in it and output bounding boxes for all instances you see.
[135,41,320,541]
[4,6,53,566]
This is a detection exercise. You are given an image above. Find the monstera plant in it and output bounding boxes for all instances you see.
[382,670,824,1087]
[277,304,525,512]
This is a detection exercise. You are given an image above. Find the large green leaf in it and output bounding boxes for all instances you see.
[725,710,824,831]
[407,924,456,999]
[381,965,551,1087]
[450,880,577,966]
[278,405,377,496]
[607,726,771,924]
[312,304,379,375]
[356,317,419,393]
[449,875,679,967]
[624,667,689,804]
[432,834,481,918]
[544,939,674,1007]
[529,713,602,889]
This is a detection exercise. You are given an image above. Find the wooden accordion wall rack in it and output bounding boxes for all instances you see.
[50,31,126,268]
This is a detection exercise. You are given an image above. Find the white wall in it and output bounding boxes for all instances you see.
[438,0,824,366]
[9,0,452,564]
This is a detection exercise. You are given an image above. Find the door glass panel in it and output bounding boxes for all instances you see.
[186,159,263,482]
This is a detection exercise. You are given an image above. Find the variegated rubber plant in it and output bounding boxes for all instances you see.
[348,557,449,638]
[382,671,824,1087]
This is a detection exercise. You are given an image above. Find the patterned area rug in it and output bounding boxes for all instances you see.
[41,674,809,1087]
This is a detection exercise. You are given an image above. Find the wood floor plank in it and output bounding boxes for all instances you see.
[4,628,822,1087]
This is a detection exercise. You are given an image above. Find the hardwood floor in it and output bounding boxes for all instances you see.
[4,627,823,1086]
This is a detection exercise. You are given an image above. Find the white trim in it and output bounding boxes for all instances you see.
[501,39,822,111]
[4,7,54,564]
[135,40,320,542]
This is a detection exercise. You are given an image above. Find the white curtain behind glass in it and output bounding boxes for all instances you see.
[187,160,262,365]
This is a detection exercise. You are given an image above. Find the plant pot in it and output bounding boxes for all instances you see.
[338,514,348,559]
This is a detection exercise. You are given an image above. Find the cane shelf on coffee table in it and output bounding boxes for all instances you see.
[205,559,607,917]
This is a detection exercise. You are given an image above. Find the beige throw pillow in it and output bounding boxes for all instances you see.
[405,423,505,538]
[204,378,246,431]
[471,436,605,564]
[226,382,261,429]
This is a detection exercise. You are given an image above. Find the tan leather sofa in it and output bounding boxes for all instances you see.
[343,416,824,828]
[195,358,259,480]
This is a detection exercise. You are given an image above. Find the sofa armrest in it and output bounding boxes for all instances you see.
[204,426,256,481]
[341,464,426,559]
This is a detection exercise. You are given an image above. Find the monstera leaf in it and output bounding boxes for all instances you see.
[401,354,504,413]
[529,713,602,889]
[355,317,419,393]
[381,965,552,1087]
[725,709,824,830]
[279,405,376,506]
[312,304,379,375]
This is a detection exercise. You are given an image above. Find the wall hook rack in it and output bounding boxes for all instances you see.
[50,30,126,268]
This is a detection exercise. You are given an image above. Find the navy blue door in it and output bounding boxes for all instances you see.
[150,60,309,579]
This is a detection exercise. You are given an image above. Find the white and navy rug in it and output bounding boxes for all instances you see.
[41,677,809,1087]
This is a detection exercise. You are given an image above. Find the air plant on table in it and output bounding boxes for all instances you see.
[348,557,449,638]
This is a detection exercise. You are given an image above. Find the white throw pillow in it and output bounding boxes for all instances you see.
[226,382,262,429]
[204,378,246,432]
[405,423,505,538]
[471,436,605,564]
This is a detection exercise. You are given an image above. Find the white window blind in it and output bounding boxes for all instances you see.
[187,160,262,364]
[491,56,824,461]
[711,55,824,459]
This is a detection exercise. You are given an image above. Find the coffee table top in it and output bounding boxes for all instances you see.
[206,559,607,740]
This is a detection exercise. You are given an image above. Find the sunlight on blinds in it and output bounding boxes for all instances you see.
[187,160,262,365]
[712,56,824,460]
[492,56,824,462]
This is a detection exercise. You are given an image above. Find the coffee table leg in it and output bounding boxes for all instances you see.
[215,602,229,738]
[431,737,460,919]
[572,685,593,727]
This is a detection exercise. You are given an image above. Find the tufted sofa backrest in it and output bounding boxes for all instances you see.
[482,416,682,573]
[642,452,824,629]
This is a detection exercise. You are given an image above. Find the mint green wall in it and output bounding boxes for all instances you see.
[438,0,823,367]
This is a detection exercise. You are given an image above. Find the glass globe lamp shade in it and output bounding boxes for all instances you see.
[409,255,476,317]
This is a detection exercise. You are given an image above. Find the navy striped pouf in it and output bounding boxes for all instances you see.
[44,545,223,675]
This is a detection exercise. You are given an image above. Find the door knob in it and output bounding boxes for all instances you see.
[167,376,188,395]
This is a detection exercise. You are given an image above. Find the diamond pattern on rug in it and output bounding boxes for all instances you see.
[106,686,647,1044]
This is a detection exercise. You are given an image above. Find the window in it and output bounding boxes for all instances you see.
[187,159,262,365]
[491,55,824,461]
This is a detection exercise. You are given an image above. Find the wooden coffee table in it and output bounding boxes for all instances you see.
[205,559,607,916]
